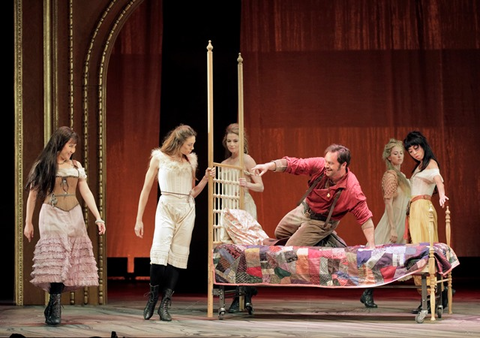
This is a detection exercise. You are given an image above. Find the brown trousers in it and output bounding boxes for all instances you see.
[274,204,339,246]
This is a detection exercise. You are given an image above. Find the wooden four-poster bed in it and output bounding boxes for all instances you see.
[205,41,459,323]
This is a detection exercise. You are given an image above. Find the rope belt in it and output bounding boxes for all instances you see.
[162,191,190,197]
[411,194,432,203]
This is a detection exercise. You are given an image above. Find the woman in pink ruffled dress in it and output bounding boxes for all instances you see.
[24,126,106,326]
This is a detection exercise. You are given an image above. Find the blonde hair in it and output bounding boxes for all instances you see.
[383,138,410,195]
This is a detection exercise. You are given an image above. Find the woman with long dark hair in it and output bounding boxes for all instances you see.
[24,126,106,326]
[404,130,449,314]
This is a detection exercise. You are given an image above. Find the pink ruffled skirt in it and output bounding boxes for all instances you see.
[30,203,99,293]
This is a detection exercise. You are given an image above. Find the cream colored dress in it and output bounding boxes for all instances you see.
[374,170,410,244]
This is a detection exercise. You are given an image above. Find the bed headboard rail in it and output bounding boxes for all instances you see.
[211,163,243,245]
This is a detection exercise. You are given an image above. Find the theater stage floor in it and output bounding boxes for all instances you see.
[1,279,479,338]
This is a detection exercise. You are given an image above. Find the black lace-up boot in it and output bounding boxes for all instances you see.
[45,294,62,325]
[45,283,64,325]
[143,284,160,320]
[360,288,378,308]
[158,288,174,321]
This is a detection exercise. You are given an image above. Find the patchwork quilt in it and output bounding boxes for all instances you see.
[213,243,459,288]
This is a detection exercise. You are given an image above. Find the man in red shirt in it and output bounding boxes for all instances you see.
[251,144,375,249]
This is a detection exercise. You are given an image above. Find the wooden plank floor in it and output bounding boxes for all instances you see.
[1,279,479,337]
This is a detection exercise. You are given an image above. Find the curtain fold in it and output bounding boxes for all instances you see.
[106,0,163,267]
[105,0,479,263]
[240,0,480,255]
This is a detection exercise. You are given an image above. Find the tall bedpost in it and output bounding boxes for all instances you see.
[237,53,245,209]
[428,205,436,321]
[446,206,453,314]
[206,40,214,318]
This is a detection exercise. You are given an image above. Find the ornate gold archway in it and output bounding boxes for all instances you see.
[14,0,145,306]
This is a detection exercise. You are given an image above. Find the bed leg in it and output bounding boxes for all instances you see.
[448,273,453,314]
[218,286,226,319]
[421,274,428,312]
[239,286,245,312]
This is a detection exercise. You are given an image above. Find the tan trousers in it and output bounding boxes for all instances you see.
[274,204,339,246]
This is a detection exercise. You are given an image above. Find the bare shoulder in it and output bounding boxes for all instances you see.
[244,154,257,169]
[73,160,83,168]
[426,159,439,170]
[149,153,160,168]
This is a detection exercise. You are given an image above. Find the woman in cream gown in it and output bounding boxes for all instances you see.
[221,123,264,314]
[360,139,410,308]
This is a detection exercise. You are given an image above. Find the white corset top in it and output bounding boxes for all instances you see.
[152,149,198,195]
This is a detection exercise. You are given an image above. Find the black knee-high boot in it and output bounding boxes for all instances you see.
[158,288,174,321]
[45,283,64,325]
[143,284,160,320]
[158,264,179,321]
[360,288,378,308]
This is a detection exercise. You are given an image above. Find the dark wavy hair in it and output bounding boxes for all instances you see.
[25,126,78,200]
[403,130,439,173]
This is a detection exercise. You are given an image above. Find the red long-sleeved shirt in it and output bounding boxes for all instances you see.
[284,156,373,225]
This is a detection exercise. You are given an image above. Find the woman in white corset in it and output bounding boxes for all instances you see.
[404,130,449,314]
[134,124,215,321]
[24,126,106,326]
[221,123,264,314]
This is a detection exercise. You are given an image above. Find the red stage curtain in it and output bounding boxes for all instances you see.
[240,0,480,255]
[106,0,163,269]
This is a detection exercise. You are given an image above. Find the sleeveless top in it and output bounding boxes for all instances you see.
[152,149,197,195]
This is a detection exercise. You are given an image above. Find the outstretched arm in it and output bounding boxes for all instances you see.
[434,175,449,208]
[251,158,287,176]
[427,160,449,208]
